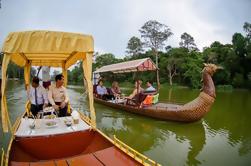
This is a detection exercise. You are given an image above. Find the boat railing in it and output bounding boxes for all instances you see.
[1,148,5,166]
[78,111,92,127]
[159,99,185,105]
[78,111,161,166]
[113,135,161,166]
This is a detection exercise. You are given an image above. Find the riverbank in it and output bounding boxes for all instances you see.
[68,81,250,92]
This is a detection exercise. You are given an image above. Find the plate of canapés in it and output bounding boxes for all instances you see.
[45,120,58,128]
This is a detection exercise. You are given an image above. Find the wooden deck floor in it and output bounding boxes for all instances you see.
[146,102,183,111]
[10,147,142,166]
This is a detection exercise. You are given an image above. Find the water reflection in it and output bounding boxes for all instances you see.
[93,101,207,166]
[1,82,251,165]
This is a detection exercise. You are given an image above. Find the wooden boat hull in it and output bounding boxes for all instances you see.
[94,92,215,122]
[5,113,159,166]
[9,131,142,166]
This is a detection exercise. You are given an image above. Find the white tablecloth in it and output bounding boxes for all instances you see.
[15,116,91,137]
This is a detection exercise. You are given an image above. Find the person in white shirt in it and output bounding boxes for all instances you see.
[41,66,51,89]
[48,74,69,117]
[96,80,114,100]
[96,80,108,95]
[28,77,48,117]
[145,81,156,92]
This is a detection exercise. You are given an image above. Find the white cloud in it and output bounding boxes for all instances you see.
[0,0,250,56]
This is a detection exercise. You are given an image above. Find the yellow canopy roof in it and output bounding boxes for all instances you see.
[1,30,96,132]
[2,30,94,68]
[94,58,157,73]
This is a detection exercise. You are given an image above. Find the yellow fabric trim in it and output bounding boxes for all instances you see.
[32,60,64,67]
[24,62,31,90]
[1,54,11,132]
[11,53,27,67]
[65,52,85,69]
[62,63,68,86]
[2,31,94,68]
[2,31,94,54]
[83,53,96,128]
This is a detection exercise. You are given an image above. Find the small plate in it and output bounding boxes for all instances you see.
[64,120,72,127]
[45,121,57,128]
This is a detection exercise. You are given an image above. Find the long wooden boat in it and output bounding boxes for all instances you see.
[0,31,159,166]
[94,63,221,122]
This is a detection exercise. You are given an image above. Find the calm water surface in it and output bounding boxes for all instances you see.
[1,81,251,166]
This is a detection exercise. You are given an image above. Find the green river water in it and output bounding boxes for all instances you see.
[1,81,251,166]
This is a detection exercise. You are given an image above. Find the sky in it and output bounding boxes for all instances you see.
[0,0,251,58]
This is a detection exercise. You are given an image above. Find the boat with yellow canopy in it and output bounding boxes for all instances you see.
[0,31,160,166]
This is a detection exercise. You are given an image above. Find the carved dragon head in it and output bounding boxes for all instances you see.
[203,63,223,76]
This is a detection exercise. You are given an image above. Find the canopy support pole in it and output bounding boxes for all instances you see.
[156,68,160,90]
[1,53,12,133]
[62,62,68,86]
[82,53,96,128]
[24,61,31,90]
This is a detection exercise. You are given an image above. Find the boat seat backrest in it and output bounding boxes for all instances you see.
[133,92,148,104]
[152,93,159,104]
[144,90,158,95]
[106,88,113,95]
[142,95,153,105]
[93,84,98,94]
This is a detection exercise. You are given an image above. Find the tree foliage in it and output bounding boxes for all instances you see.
[179,32,197,51]
[139,20,173,87]
[243,22,251,40]
[126,36,143,57]
[139,20,173,51]
[65,21,251,89]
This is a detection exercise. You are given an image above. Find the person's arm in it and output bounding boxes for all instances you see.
[117,87,121,94]
[64,87,69,103]
[104,87,108,94]
[27,86,32,102]
[48,87,60,110]
[128,89,137,99]
[96,86,101,95]
[111,88,115,94]
[48,87,55,106]
[42,88,48,105]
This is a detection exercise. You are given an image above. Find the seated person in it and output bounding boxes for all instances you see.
[97,80,113,100]
[127,80,144,99]
[28,77,48,117]
[111,81,121,98]
[48,74,69,117]
[145,81,156,93]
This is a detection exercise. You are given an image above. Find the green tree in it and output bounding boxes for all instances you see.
[232,33,246,57]
[94,53,121,70]
[160,48,186,85]
[243,22,251,40]
[202,41,236,85]
[139,20,173,88]
[126,36,143,57]
[179,32,197,51]
[51,70,60,81]
[181,51,203,88]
